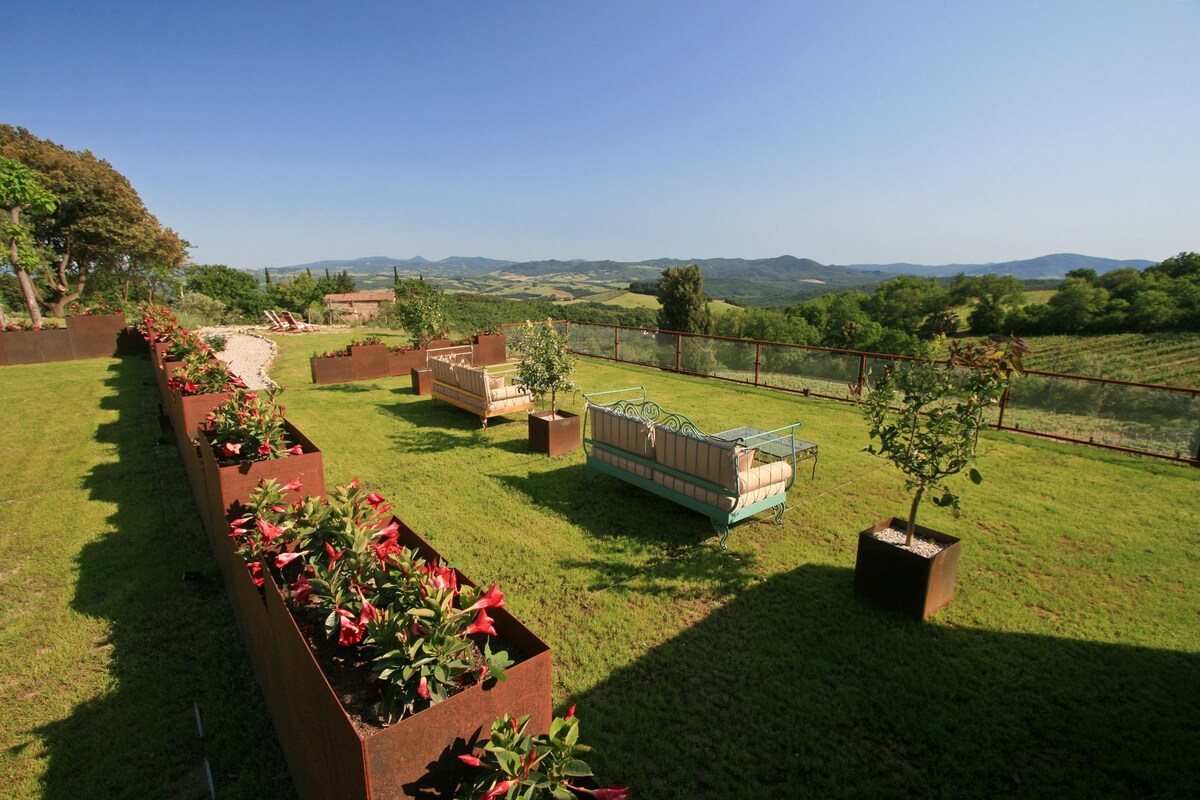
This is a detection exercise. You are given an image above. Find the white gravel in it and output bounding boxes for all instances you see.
[199,326,278,389]
[870,526,947,558]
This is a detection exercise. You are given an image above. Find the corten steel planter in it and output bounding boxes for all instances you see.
[426,338,452,351]
[0,329,75,364]
[250,517,553,800]
[151,340,171,366]
[170,390,233,532]
[410,367,432,396]
[156,359,184,407]
[528,410,581,457]
[66,312,127,359]
[853,518,962,621]
[197,420,326,544]
[472,333,507,366]
[310,355,354,384]
[350,344,389,381]
[387,349,425,376]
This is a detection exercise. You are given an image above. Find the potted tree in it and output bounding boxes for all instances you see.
[857,335,1028,620]
[514,321,580,457]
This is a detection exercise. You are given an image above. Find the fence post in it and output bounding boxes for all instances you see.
[754,343,762,386]
[675,334,682,372]
[996,372,1012,428]
[614,326,620,362]
[857,355,867,399]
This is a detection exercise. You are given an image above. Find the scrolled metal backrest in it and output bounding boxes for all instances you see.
[598,399,707,439]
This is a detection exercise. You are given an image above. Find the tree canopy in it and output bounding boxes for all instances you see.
[656,264,713,334]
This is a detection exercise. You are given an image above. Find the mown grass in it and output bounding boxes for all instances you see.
[2,331,1198,798]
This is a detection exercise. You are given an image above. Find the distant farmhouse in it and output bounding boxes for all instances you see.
[324,290,394,322]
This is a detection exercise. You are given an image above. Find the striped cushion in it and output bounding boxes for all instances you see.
[653,428,741,492]
[588,405,654,461]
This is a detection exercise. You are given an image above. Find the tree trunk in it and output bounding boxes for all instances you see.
[905,486,925,548]
[44,250,83,317]
[8,207,43,326]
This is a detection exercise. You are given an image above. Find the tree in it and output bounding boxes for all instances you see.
[0,125,187,316]
[395,278,446,347]
[1046,277,1109,332]
[512,320,578,414]
[866,276,949,336]
[1146,251,1200,281]
[656,264,712,334]
[267,272,323,314]
[185,264,265,316]
[0,155,58,325]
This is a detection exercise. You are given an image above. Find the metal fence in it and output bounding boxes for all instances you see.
[503,320,1200,465]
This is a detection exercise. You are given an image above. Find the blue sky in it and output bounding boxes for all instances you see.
[8,1,1198,268]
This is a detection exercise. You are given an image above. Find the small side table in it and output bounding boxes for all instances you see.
[712,425,819,479]
[410,367,432,395]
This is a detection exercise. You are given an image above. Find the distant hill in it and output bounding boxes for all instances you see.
[844,253,1155,281]
[262,252,1157,305]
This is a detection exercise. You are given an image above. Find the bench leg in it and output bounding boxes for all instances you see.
[772,503,785,525]
[711,519,731,552]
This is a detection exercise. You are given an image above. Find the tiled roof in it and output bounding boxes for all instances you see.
[324,291,395,303]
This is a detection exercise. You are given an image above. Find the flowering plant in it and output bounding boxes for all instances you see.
[167,350,243,396]
[164,327,211,362]
[316,346,351,358]
[231,478,516,724]
[137,305,178,342]
[349,335,384,347]
[204,387,301,462]
[4,320,62,330]
[456,709,629,800]
[66,300,120,316]
[387,343,415,353]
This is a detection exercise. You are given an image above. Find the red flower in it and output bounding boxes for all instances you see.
[336,609,363,646]
[481,780,514,800]
[283,478,303,492]
[325,542,343,564]
[457,754,481,767]
[466,609,497,636]
[290,574,313,604]
[422,563,457,593]
[244,391,257,402]
[288,445,303,456]
[366,491,386,507]
[275,551,302,569]
[258,442,272,456]
[184,381,199,394]
[247,561,264,587]
[350,477,360,488]
[228,517,251,538]
[256,519,285,543]
[469,582,506,611]
[566,704,576,719]
[221,442,242,458]
[593,787,630,800]
[359,598,381,625]
[417,675,430,699]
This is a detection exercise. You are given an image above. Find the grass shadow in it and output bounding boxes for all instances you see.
[572,563,1200,799]
[31,356,293,799]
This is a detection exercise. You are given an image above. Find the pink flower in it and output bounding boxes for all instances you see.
[417,675,430,699]
[457,754,481,767]
[359,598,381,624]
[593,788,630,800]
[422,563,457,593]
[283,478,303,492]
[274,551,302,569]
[258,442,272,456]
[256,519,284,543]
[247,561,263,587]
[481,780,514,800]
[350,477,360,488]
[290,574,313,604]
[269,504,287,514]
[288,445,303,456]
[466,609,497,637]
[221,442,242,458]
[376,520,399,539]
[469,582,506,611]
[228,517,251,538]
[366,492,385,507]
[244,391,257,402]
[336,609,363,646]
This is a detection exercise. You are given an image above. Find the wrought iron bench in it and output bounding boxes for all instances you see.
[582,386,804,549]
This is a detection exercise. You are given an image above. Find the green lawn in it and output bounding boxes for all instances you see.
[2,333,1198,798]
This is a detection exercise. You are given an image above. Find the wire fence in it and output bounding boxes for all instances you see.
[505,320,1200,465]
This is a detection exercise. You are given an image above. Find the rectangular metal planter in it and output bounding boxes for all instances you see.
[350,344,390,381]
[853,518,962,621]
[410,368,432,396]
[197,420,326,543]
[387,349,425,376]
[311,355,355,385]
[66,312,128,359]
[472,334,507,366]
[251,517,553,800]
[0,329,76,364]
[528,410,581,457]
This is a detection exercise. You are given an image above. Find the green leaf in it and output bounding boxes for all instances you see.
[968,468,982,485]
[561,758,594,777]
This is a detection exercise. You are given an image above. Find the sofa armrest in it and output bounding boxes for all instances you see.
[738,461,793,494]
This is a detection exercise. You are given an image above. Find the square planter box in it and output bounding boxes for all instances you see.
[156,360,184,410]
[472,333,507,366]
[387,349,425,376]
[197,420,326,543]
[0,329,75,364]
[853,518,962,621]
[528,410,581,457]
[249,517,552,800]
[310,355,354,385]
[411,367,432,395]
[67,312,127,359]
[350,344,389,381]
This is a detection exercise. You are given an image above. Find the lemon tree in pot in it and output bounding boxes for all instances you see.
[514,320,580,457]
[857,334,1028,619]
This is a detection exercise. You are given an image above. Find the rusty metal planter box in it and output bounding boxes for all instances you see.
[472,334,507,366]
[251,517,553,800]
[853,518,962,621]
[528,410,581,457]
[197,420,326,544]
[311,355,355,384]
[66,313,127,359]
[0,329,75,364]
[387,349,425,376]
[350,344,390,381]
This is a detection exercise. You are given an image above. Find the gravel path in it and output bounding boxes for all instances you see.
[199,326,279,389]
